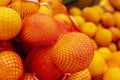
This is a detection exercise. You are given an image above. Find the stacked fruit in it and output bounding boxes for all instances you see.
[0,0,95,80]
[68,0,120,80]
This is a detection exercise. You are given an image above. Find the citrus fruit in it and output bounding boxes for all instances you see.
[95,28,112,46]
[0,51,24,80]
[82,7,100,24]
[88,51,107,76]
[0,7,22,40]
[51,32,94,73]
[69,7,82,16]
[103,67,120,80]
[21,13,61,47]
[65,69,91,80]
[79,22,97,38]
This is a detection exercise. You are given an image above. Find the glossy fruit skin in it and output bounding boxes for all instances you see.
[51,32,94,73]
[0,51,24,80]
[30,48,63,80]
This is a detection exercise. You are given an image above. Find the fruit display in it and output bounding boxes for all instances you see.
[0,0,120,80]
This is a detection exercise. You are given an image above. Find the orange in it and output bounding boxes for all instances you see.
[0,0,10,6]
[117,40,120,50]
[39,3,53,16]
[103,67,120,80]
[91,39,98,50]
[65,69,91,80]
[9,1,40,19]
[108,43,117,52]
[54,13,72,27]
[79,22,97,38]
[88,51,107,76]
[23,73,36,80]
[92,5,104,16]
[21,13,62,47]
[107,51,120,67]
[101,12,115,28]
[0,51,24,80]
[0,7,22,40]
[102,5,115,13]
[95,28,112,46]
[97,47,112,62]
[69,7,82,16]
[51,32,94,73]
[72,15,85,27]
[113,11,120,29]
[109,0,120,10]
[108,26,120,42]
[82,7,100,24]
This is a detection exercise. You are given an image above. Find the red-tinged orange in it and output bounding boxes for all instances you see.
[30,48,63,80]
[65,69,91,80]
[21,13,61,47]
[0,0,10,6]
[0,7,22,40]
[51,32,94,73]
[0,40,13,52]
[0,51,24,80]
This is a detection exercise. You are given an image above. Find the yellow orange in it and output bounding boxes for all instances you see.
[107,51,120,67]
[65,69,91,80]
[108,26,120,42]
[88,51,107,76]
[54,13,72,27]
[72,15,85,27]
[0,51,24,80]
[101,12,115,28]
[39,4,53,16]
[51,32,94,73]
[92,5,104,16]
[113,11,120,29]
[97,47,112,62]
[103,67,120,80]
[0,0,10,6]
[0,7,22,40]
[108,43,117,52]
[69,7,82,16]
[82,7,100,24]
[79,22,97,38]
[95,28,112,46]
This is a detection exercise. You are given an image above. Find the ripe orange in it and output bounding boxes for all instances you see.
[107,42,117,52]
[39,3,53,16]
[65,69,91,80]
[72,15,85,27]
[0,0,10,6]
[113,11,120,29]
[0,7,22,40]
[109,0,120,10]
[23,73,36,80]
[108,26,120,42]
[97,47,112,62]
[88,51,107,76]
[103,67,120,80]
[79,22,97,38]
[69,7,82,16]
[54,13,72,27]
[107,51,120,67]
[51,32,94,73]
[95,28,112,46]
[0,51,24,80]
[21,13,61,47]
[101,12,115,28]
[82,7,100,24]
